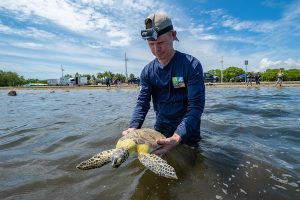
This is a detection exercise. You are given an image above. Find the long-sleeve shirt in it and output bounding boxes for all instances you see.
[129,51,205,147]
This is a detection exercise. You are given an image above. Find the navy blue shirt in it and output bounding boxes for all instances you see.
[129,51,205,147]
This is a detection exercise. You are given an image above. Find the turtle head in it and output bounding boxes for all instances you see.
[111,147,129,168]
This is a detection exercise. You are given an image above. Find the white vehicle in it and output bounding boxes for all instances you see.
[71,77,87,85]
[78,77,87,85]
[48,76,88,86]
[47,79,60,86]
[69,78,75,86]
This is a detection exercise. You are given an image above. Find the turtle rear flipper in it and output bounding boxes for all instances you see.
[77,149,116,170]
[138,153,178,179]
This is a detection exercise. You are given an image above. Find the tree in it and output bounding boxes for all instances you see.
[261,69,279,81]
[284,69,300,81]
[114,73,126,83]
[261,68,300,81]
[97,72,104,79]
[223,66,244,82]
[208,69,222,78]
[0,70,25,86]
[82,74,91,81]
[129,73,135,79]
[102,71,114,80]
[24,78,47,84]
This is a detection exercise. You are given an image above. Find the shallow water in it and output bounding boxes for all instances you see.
[1,87,299,200]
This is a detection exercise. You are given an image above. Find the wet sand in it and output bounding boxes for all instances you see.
[1,81,300,90]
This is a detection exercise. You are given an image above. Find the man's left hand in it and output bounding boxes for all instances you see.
[152,133,181,155]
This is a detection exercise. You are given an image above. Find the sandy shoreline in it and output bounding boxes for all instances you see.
[204,81,300,88]
[1,81,299,90]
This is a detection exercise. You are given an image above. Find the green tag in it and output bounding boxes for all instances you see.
[172,77,185,88]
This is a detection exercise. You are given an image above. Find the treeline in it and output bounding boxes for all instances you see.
[0,70,138,86]
[0,70,47,86]
[1,67,299,86]
[208,67,300,82]
[65,71,137,84]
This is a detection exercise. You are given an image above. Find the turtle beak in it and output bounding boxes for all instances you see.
[111,147,129,168]
[112,157,122,168]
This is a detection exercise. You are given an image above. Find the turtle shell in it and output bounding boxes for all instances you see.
[120,128,166,148]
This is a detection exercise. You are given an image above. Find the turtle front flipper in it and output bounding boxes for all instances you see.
[76,149,116,170]
[138,153,178,179]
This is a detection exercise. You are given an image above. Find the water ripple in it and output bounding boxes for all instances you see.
[0,88,299,200]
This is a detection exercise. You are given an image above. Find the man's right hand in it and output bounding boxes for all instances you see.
[122,128,137,136]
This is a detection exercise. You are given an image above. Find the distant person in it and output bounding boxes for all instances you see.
[105,77,110,87]
[255,72,261,85]
[246,73,252,86]
[113,78,118,86]
[275,70,284,87]
[122,13,205,155]
[114,78,121,87]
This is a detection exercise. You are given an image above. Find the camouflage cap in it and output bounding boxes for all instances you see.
[144,13,179,41]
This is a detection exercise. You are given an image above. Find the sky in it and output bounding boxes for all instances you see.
[0,0,299,79]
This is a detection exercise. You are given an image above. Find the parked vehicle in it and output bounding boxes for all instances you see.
[74,77,87,85]
[236,74,255,82]
[204,72,219,83]
[128,78,140,84]
[236,74,246,82]
[48,76,88,86]
[47,79,60,86]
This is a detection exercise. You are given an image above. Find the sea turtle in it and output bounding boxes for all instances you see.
[76,128,177,179]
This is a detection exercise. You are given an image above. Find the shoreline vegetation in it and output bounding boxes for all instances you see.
[1,81,300,90]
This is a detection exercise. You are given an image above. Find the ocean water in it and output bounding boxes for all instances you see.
[0,87,299,200]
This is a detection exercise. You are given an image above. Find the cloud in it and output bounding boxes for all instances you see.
[0,23,13,32]
[200,3,299,36]
[0,0,299,79]
[0,0,112,32]
[12,42,43,49]
[106,29,132,46]
[220,15,276,33]
[222,18,253,31]
[0,0,171,48]
[257,58,300,71]
[189,2,300,63]
[0,23,57,40]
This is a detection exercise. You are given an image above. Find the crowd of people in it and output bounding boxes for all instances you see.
[246,70,284,87]
[246,72,261,86]
[103,77,140,87]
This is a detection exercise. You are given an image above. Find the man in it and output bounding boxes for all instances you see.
[246,73,252,86]
[255,72,261,85]
[275,70,284,87]
[105,77,110,87]
[122,13,205,155]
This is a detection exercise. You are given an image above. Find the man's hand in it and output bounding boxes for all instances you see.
[122,128,137,136]
[152,133,181,155]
